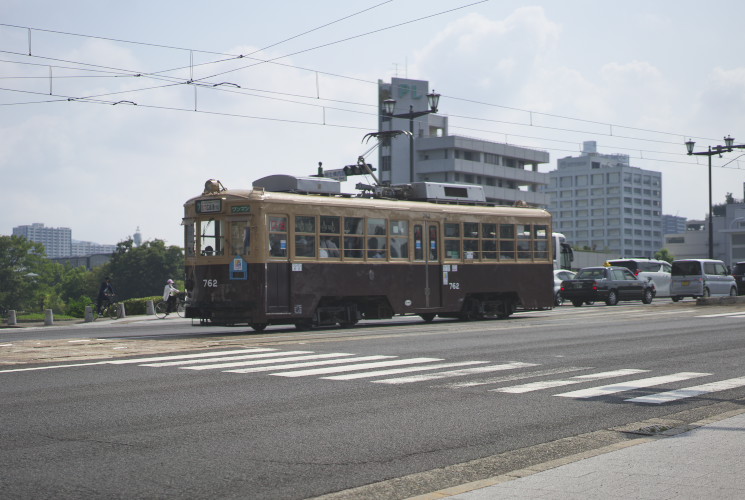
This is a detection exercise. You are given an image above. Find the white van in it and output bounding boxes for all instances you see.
[670,259,738,301]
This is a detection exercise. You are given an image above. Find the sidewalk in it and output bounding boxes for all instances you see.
[441,410,745,500]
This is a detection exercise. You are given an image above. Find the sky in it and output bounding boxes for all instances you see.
[2,0,745,248]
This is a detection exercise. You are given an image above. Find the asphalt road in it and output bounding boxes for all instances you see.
[2,300,745,499]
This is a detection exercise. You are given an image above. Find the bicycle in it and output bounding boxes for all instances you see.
[95,294,120,320]
[155,292,186,319]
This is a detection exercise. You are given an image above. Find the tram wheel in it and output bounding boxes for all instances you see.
[251,323,267,332]
[419,313,436,323]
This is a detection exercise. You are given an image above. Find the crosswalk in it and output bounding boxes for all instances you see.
[118,347,745,405]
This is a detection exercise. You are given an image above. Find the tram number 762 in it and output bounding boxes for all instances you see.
[203,279,219,288]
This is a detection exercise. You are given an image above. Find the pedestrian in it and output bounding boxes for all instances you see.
[96,277,114,316]
[163,279,179,316]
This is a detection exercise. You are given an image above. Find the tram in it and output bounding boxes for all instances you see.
[183,175,554,330]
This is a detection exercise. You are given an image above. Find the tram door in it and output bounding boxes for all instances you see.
[414,222,441,308]
[266,263,290,312]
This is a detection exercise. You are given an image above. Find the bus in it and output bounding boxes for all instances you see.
[182,176,555,330]
[552,232,574,270]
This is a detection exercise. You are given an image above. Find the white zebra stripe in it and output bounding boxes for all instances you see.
[626,377,745,404]
[495,369,649,394]
[108,348,275,364]
[224,355,393,374]
[373,362,538,385]
[142,350,316,367]
[322,361,487,381]
[271,358,442,377]
[555,372,711,399]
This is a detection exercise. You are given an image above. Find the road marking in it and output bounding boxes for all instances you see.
[442,366,592,389]
[322,361,487,380]
[107,348,274,364]
[626,377,745,404]
[0,361,111,373]
[494,369,650,394]
[555,372,711,399]
[225,355,394,373]
[141,350,316,367]
[373,362,538,384]
[271,358,442,377]
[181,352,358,370]
[696,312,745,318]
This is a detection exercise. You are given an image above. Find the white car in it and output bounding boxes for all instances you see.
[553,269,576,306]
[606,259,672,297]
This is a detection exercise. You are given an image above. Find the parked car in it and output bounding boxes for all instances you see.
[560,266,655,307]
[670,259,738,301]
[606,258,672,297]
[732,261,745,296]
[553,269,576,306]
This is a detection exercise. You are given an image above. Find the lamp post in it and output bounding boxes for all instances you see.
[382,91,440,184]
[685,135,745,259]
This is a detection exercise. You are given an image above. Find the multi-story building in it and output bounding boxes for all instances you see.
[662,215,687,235]
[665,205,745,265]
[71,240,117,256]
[543,141,663,257]
[12,223,71,258]
[377,78,550,206]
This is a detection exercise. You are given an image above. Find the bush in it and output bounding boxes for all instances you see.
[123,296,161,315]
[65,296,93,318]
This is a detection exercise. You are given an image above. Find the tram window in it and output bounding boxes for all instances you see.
[464,238,479,260]
[184,221,196,257]
[319,216,340,258]
[320,216,340,234]
[444,223,460,238]
[200,219,224,256]
[534,224,549,260]
[500,240,515,260]
[390,220,408,259]
[367,218,387,259]
[482,223,497,260]
[517,224,532,260]
[463,222,479,238]
[294,215,316,258]
[414,224,424,260]
[444,223,460,259]
[344,217,363,258]
[229,220,250,256]
[429,225,439,260]
[500,223,515,239]
[268,215,288,258]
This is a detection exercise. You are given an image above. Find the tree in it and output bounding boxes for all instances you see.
[101,238,184,300]
[0,235,47,311]
[654,248,675,264]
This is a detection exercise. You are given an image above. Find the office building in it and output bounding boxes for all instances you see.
[662,215,687,235]
[377,77,550,206]
[544,141,663,257]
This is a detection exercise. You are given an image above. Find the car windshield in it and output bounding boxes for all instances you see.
[608,260,635,272]
[672,261,701,276]
[576,268,606,279]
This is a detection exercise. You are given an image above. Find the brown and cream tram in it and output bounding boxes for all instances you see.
[183,176,554,330]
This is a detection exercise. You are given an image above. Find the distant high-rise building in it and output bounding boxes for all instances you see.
[71,240,117,256]
[12,223,71,258]
[543,141,663,257]
[133,226,142,247]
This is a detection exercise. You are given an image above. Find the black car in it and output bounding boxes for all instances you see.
[732,261,745,296]
[560,266,655,307]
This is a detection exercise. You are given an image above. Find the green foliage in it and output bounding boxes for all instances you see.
[65,296,94,318]
[654,248,675,264]
[101,238,184,301]
[0,235,47,311]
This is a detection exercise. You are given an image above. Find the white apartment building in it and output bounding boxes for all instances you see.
[12,223,71,258]
[377,78,550,206]
[543,142,663,257]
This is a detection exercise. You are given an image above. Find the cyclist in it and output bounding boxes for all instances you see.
[96,277,114,316]
[162,279,180,316]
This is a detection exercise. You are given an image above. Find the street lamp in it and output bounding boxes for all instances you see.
[685,135,745,259]
[383,91,440,184]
